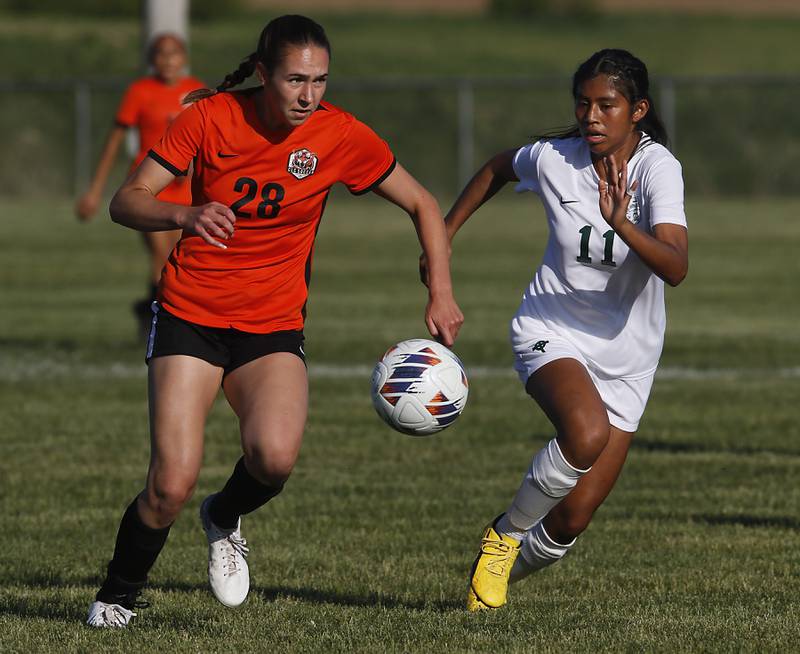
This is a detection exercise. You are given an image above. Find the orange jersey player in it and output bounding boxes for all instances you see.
[75,34,203,337]
[86,15,463,629]
[150,92,396,333]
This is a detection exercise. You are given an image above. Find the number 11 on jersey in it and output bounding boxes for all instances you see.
[576,225,617,267]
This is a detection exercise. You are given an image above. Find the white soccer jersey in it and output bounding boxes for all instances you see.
[511,134,687,379]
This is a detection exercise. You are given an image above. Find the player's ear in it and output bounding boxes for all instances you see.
[632,98,649,123]
[255,62,268,86]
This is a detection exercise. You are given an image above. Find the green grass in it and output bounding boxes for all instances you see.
[0,194,798,652]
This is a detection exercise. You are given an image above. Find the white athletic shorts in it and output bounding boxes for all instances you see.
[510,315,655,432]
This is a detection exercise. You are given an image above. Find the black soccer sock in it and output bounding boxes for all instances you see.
[208,457,284,529]
[103,498,171,589]
[95,565,147,609]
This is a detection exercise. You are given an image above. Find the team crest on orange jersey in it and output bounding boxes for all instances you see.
[287,148,318,180]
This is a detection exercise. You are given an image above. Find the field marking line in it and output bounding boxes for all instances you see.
[1,358,799,382]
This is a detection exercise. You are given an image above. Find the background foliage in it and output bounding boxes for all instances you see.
[0,0,241,20]
[1,11,799,198]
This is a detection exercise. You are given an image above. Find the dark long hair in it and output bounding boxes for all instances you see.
[185,15,330,103]
[542,48,669,146]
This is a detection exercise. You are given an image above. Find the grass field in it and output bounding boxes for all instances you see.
[1,193,799,652]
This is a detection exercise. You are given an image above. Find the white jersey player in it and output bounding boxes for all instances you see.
[437,48,689,612]
[510,133,686,425]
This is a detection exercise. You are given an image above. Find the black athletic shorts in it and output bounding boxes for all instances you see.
[145,302,305,377]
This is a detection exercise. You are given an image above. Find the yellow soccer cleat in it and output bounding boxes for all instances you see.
[467,520,521,612]
[466,586,490,612]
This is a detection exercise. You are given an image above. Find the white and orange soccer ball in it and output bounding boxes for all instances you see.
[370,338,469,436]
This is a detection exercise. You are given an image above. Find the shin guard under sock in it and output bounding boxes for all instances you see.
[509,520,576,584]
[98,498,170,602]
[506,438,590,531]
[208,457,284,529]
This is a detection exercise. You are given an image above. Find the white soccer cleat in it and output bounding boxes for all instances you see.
[86,600,136,628]
[200,494,250,607]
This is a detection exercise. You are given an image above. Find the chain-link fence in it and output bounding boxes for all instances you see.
[1,74,798,199]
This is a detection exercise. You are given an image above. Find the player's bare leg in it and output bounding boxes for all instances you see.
[223,352,308,488]
[140,355,222,527]
[89,355,221,627]
[198,352,308,607]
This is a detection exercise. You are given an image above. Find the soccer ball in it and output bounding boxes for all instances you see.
[370,338,469,436]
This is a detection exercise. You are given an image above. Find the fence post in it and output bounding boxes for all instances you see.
[457,79,475,192]
[659,76,676,153]
[74,81,91,196]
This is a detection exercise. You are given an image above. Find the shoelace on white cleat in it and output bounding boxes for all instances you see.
[89,603,136,628]
[220,532,249,576]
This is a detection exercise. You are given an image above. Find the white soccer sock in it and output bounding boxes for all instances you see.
[509,520,575,584]
[495,513,526,542]
[505,438,590,532]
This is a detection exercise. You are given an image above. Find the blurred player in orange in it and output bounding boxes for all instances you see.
[75,33,203,336]
[86,15,463,628]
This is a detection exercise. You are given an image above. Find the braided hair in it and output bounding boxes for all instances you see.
[540,49,669,147]
[185,15,330,104]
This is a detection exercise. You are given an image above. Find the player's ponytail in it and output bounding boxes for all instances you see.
[184,15,330,105]
[184,53,258,103]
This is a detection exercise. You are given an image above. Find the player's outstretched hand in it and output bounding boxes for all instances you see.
[598,156,638,229]
[180,202,236,249]
[75,192,100,222]
[425,294,464,348]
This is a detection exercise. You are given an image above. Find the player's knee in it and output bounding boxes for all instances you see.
[243,446,295,487]
[559,415,609,469]
[145,475,196,521]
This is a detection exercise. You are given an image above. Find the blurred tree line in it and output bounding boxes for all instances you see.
[0,0,598,20]
[0,0,241,20]
[491,0,597,17]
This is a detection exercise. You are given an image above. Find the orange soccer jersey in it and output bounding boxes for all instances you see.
[115,75,203,204]
[149,89,395,333]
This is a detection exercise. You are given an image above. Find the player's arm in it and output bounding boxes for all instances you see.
[598,156,688,287]
[75,125,127,221]
[373,163,464,346]
[444,148,518,241]
[110,157,236,250]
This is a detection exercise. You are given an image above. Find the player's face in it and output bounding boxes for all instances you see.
[151,37,187,85]
[574,74,647,159]
[258,45,329,131]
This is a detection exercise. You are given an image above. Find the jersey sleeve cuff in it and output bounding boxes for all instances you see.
[349,157,397,196]
[147,149,188,177]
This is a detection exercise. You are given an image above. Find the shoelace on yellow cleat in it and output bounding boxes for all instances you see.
[479,536,516,577]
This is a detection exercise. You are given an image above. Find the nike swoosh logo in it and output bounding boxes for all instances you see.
[217,151,239,158]
[560,198,579,204]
